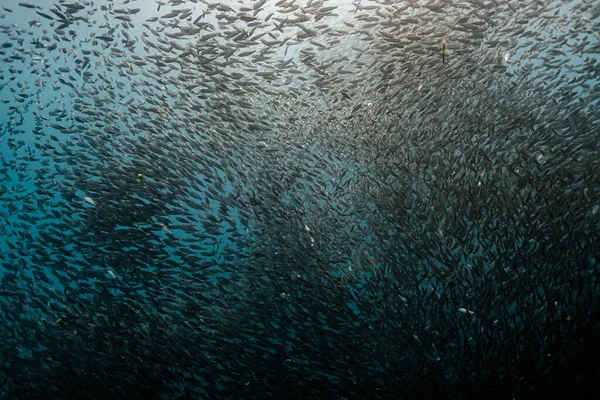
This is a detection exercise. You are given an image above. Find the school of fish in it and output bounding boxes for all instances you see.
[1,0,599,398]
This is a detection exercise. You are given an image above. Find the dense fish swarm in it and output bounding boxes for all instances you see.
[1,0,599,398]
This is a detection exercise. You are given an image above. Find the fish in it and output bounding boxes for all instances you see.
[18,2,38,9]
[442,38,446,64]
[0,0,598,399]
[35,11,54,20]
[95,35,114,42]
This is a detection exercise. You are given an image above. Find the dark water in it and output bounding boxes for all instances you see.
[1,0,599,398]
